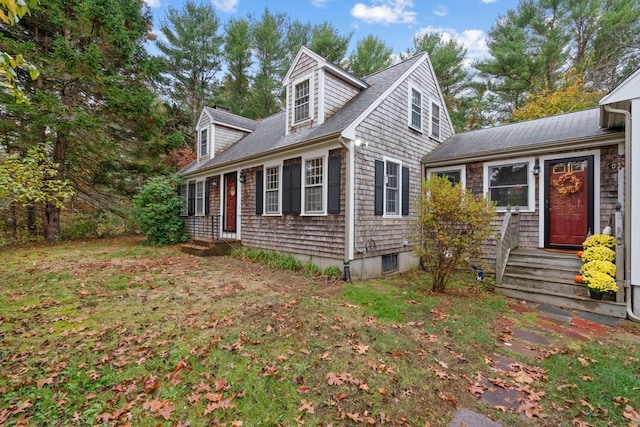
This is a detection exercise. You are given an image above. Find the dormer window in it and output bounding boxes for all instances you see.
[431,100,441,139]
[409,85,422,131]
[294,79,310,122]
[199,128,208,157]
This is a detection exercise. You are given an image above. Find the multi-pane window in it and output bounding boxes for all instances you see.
[195,181,204,215]
[294,79,310,122]
[199,128,208,157]
[386,161,399,215]
[305,157,323,213]
[410,88,422,130]
[431,101,441,139]
[265,166,280,214]
[180,183,188,216]
[488,162,529,208]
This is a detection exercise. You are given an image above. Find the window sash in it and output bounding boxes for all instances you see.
[385,161,399,215]
[431,102,440,138]
[265,166,280,214]
[304,157,323,213]
[199,128,208,156]
[411,88,422,129]
[488,163,529,207]
[195,181,205,215]
[294,80,310,122]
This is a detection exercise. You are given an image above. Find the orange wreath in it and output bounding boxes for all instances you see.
[552,171,582,195]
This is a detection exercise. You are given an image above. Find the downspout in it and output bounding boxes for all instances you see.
[604,105,639,322]
[339,137,354,282]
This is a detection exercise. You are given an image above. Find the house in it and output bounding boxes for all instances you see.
[177,46,453,279]
[422,70,640,321]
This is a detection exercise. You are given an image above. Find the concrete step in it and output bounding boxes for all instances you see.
[180,240,241,257]
[501,273,588,297]
[504,263,580,281]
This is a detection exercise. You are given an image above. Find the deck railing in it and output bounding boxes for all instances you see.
[183,214,220,241]
[496,206,520,285]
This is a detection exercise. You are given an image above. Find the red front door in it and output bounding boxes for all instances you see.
[224,173,237,233]
[546,157,592,247]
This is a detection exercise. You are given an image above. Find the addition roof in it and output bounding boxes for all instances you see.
[179,52,426,177]
[422,108,623,167]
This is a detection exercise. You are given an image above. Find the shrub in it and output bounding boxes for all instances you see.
[131,176,187,246]
[580,260,616,278]
[582,234,616,250]
[581,246,615,263]
[412,175,495,293]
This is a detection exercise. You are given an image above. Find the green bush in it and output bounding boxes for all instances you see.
[131,176,187,246]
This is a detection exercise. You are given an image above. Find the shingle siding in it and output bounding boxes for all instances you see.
[324,72,360,120]
[214,125,249,157]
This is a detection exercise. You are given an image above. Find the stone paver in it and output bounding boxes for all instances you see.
[449,409,503,427]
[511,327,552,345]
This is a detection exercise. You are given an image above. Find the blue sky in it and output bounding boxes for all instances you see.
[145,0,520,62]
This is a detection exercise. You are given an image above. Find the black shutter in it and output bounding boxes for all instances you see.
[327,154,341,214]
[188,181,196,216]
[256,169,263,215]
[374,160,384,216]
[204,178,211,216]
[282,163,291,214]
[402,166,410,216]
[291,161,301,215]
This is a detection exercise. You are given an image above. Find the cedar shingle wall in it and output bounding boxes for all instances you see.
[289,53,319,133]
[214,125,249,157]
[324,72,360,119]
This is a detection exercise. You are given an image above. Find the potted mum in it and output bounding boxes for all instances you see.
[575,233,618,299]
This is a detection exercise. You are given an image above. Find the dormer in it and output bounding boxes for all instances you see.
[195,106,258,162]
[283,46,368,135]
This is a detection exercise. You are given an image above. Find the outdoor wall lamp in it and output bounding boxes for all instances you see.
[532,160,540,177]
[238,172,245,183]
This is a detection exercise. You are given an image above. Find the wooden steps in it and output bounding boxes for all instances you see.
[496,248,626,318]
[180,239,241,257]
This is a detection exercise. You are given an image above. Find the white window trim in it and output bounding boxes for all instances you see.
[426,165,466,188]
[263,163,282,216]
[483,157,536,212]
[383,156,402,218]
[292,74,314,125]
[407,83,423,133]
[179,182,188,216]
[430,97,442,141]
[195,180,205,216]
[301,150,327,216]
[199,127,209,158]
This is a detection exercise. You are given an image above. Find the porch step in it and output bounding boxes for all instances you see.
[497,248,626,319]
[180,239,241,257]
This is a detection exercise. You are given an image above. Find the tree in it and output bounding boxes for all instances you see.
[131,176,187,246]
[155,1,223,135]
[309,22,352,64]
[412,176,495,293]
[218,18,253,117]
[348,35,392,77]
[512,70,604,121]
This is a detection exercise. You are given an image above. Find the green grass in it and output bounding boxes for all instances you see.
[1,238,638,426]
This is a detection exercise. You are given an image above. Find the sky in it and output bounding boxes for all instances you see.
[145,0,520,63]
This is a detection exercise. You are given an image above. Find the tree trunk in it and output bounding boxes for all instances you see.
[41,132,67,241]
[26,205,37,235]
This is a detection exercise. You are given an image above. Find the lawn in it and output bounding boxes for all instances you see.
[1,237,639,426]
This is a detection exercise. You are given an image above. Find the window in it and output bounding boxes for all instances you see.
[431,101,441,139]
[427,165,466,187]
[386,161,400,215]
[294,79,310,122]
[304,157,324,213]
[485,160,534,210]
[195,181,205,215]
[409,86,422,131]
[199,128,208,157]
[265,165,280,214]
[179,183,188,216]
[382,254,398,273]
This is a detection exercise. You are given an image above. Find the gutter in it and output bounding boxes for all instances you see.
[604,105,639,322]
[339,136,355,282]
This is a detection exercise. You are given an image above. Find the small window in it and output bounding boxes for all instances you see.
[199,128,208,157]
[195,181,205,215]
[386,161,400,215]
[304,157,324,213]
[265,165,280,214]
[431,101,441,139]
[179,183,188,216]
[294,79,310,122]
[409,87,422,130]
[382,254,398,273]
[487,162,529,208]
[427,166,466,188]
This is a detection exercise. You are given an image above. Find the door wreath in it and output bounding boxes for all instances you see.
[552,171,582,195]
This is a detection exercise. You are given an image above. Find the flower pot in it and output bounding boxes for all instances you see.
[589,290,603,300]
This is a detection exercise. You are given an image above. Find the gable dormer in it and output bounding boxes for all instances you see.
[195,106,258,162]
[283,46,368,135]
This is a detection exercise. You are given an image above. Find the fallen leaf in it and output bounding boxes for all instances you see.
[624,405,640,422]
[143,375,160,393]
[326,372,343,386]
[298,399,315,414]
[438,391,457,407]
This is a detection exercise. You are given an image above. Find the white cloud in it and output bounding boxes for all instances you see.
[351,0,417,25]
[144,0,160,7]
[482,0,498,3]
[416,26,489,65]
[310,0,331,7]
[433,5,447,17]
[211,0,238,13]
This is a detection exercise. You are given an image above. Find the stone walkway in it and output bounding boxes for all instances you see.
[448,301,619,427]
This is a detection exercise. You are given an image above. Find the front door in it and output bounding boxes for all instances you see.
[544,156,593,248]
[223,172,237,233]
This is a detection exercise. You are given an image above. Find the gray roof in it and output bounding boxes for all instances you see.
[422,108,623,166]
[203,106,258,131]
[179,53,426,177]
